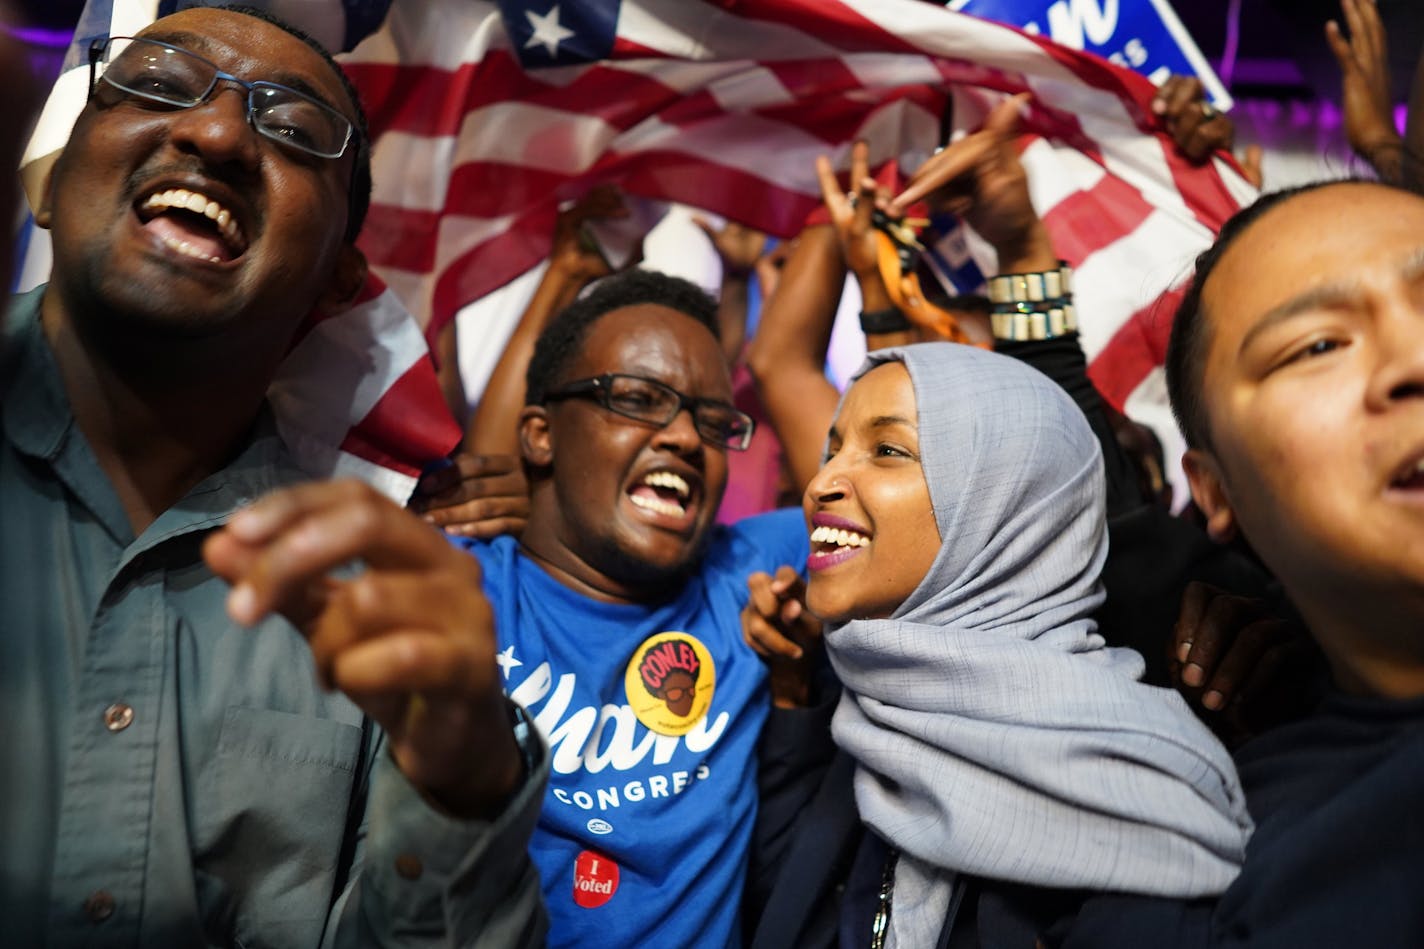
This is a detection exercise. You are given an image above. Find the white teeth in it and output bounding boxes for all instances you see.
[160,234,221,264]
[630,493,686,517]
[642,470,691,499]
[809,525,870,548]
[140,187,244,250]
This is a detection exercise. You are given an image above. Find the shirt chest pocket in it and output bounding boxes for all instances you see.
[194,706,366,949]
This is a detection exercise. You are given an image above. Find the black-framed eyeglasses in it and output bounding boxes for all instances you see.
[88,36,356,160]
[544,373,755,451]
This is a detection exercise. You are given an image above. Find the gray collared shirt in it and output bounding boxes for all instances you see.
[0,287,547,948]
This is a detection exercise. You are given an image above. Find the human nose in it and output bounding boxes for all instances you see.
[652,406,703,453]
[166,83,261,170]
[1365,298,1424,411]
[805,454,852,506]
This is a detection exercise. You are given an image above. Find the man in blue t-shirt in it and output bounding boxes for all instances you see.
[454,270,808,948]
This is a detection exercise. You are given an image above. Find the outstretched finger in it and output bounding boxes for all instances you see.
[889,134,990,215]
[815,154,853,222]
[1341,0,1380,65]
[1325,19,1355,72]
[849,141,876,232]
[216,481,454,625]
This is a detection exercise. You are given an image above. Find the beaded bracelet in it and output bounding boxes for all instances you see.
[987,262,1077,341]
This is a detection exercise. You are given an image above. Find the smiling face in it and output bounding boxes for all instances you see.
[803,362,941,625]
[37,7,361,344]
[524,303,732,596]
[1186,182,1424,667]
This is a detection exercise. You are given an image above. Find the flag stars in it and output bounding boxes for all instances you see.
[524,4,577,58]
[496,645,523,679]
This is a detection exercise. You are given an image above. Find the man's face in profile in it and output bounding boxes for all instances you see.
[35,7,360,342]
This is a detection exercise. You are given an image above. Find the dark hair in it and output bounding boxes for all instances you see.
[1166,179,1367,450]
[525,270,720,405]
[218,4,371,241]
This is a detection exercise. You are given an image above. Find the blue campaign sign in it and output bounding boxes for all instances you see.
[946,0,1231,109]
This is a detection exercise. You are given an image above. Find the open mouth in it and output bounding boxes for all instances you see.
[1388,452,1424,492]
[810,524,871,550]
[137,187,248,264]
[628,469,697,524]
[807,519,871,571]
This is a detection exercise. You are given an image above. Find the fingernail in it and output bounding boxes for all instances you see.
[1176,640,1193,664]
[1203,690,1224,711]
[1182,663,1205,687]
[1151,98,1166,114]
[228,584,257,625]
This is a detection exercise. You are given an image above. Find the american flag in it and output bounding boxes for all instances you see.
[28,0,1256,491]
[344,0,1256,435]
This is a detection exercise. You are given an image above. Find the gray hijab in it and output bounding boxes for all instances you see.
[822,344,1252,949]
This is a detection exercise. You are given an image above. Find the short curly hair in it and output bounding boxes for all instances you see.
[525,270,720,406]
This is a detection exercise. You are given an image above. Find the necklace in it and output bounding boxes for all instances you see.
[870,848,899,949]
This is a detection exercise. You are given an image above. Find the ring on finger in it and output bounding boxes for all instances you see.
[1200,100,1220,121]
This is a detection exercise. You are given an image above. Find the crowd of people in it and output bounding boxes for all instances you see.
[3,1,1423,947]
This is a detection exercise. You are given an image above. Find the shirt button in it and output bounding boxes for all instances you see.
[83,890,115,923]
[103,703,134,732]
[394,854,423,880]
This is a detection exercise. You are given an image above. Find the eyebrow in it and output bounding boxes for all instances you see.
[868,414,915,429]
[1237,248,1424,355]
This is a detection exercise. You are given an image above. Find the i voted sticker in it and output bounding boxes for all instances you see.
[573,850,619,908]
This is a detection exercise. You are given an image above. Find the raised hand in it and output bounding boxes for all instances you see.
[814,140,885,285]
[549,184,630,284]
[1326,0,1403,181]
[692,217,768,280]
[889,93,1056,274]
[1151,75,1237,164]
[205,480,524,818]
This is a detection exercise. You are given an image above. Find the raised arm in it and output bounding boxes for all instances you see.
[1327,0,1405,183]
[744,224,845,494]
[693,217,768,365]
[466,187,626,456]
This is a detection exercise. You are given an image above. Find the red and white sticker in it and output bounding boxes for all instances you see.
[573,850,620,909]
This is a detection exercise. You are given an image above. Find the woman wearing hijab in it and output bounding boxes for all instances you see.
[743,342,1253,948]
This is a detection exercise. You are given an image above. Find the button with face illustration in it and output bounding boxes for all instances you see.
[623,631,715,736]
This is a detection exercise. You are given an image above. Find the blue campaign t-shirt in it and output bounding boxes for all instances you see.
[459,509,807,949]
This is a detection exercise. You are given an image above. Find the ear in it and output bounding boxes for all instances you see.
[31,154,59,230]
[1183,448,1237,544]
[519,405,553,467]
[313,243,368,316]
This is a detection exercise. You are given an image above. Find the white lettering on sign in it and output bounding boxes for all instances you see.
[1045,0,1120,49]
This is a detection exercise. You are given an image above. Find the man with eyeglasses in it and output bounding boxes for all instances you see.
[449,269,808,948]
[0,6,546,947]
